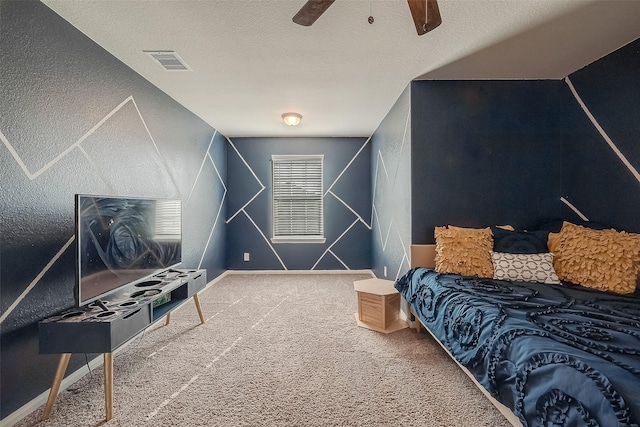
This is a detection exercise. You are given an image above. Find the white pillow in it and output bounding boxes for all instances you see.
[491,252,560,284]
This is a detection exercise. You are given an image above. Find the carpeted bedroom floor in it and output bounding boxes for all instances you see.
[18,273,511,427]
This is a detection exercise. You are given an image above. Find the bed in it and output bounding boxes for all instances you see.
[399,236,640,427]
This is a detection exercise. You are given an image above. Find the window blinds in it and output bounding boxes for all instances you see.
[154,199,182,240]
[272,155,324,241]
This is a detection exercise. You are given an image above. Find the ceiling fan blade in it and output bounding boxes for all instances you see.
[293,0,336,26]
[425,0,442,33]
[407,0,426,34]
[407,0,442,36]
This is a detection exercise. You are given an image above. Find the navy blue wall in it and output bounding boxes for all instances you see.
[409,38,640,244]
[0,1,226,419]
[226,137,371,270]
[410,80,566,243]
[370,85,412,280]
[2,0,639,422]
[561,38,640,232]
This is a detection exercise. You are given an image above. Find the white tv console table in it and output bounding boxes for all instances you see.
[38,268,206,421]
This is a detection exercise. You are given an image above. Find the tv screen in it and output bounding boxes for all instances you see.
[76,194,182,306]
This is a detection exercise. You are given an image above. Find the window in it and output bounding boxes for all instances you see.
[154,199,181,240]
[271,155,325,243]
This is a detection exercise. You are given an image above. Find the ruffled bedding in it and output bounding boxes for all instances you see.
[395,268,640,427]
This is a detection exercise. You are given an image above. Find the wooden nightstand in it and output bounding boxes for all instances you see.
[354,278,407,334]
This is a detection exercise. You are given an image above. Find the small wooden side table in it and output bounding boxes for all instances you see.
[354,278,407,334]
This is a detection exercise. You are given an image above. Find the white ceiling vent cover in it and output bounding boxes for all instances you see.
[144,51,191,71]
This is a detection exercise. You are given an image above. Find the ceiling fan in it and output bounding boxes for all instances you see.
[292,0,442,36]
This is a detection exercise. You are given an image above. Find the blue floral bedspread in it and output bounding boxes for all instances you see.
[395,267,640,427]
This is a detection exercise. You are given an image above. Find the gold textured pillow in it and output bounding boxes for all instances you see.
[553,222,640,294]
[435,226,494,278]
[547,232,560,253]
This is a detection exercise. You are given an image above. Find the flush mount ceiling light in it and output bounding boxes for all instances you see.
[282,112,302,126]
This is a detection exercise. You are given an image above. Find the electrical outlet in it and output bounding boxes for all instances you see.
[243,252,250,262]
[383,266,387,277]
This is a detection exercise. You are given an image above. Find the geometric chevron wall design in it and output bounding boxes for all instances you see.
[370,85,412,281]
[561,72,640,229]
[0,1,226,419]
[3,1,640,424]
[0,97,225,332]
[225,137,371,271]
[565,77,640,186]
[559,37,640,234]
[409,38,640,244]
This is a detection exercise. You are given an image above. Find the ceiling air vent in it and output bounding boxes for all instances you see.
[144,51,191,71]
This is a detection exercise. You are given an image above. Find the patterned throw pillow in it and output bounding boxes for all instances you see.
[435,226,493,278]
[553,222,640,294]
[491,252,560,284]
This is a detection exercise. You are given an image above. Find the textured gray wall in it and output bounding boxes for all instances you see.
[0,1,226,418]
[370,86,412,281]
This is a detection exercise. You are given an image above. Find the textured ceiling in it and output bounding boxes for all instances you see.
[43,0,640,138]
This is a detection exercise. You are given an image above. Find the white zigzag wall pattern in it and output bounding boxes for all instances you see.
[223,137,287,268]
[371,88,412,281]
[560,196,589,221]
[0,1,226,418]
[194,136,228,270]
[225,136,370,270]
[565,77,640,186]
[560,76,640,224]
[0,97,225,327]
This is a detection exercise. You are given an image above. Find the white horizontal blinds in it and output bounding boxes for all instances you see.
[154,199,181,240]
[272,155,324,238]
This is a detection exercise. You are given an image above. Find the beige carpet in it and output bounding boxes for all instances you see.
[18,274,511,427]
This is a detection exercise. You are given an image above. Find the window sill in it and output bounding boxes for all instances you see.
[271,237,326,244]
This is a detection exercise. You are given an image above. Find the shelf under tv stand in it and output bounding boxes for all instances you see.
[38,268,207,422]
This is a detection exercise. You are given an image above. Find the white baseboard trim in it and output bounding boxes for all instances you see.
[1,270,233,427]
[226,269,375,276]
[0,354,103,427]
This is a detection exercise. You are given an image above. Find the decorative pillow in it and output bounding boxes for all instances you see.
[537,219,617,233]
[491,227,549,254]
[547,232,560,253]
[435,226,493,278]
[553,222,640,294]
[491,252,560,284]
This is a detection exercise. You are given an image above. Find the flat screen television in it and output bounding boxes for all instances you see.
[75,194,182,306]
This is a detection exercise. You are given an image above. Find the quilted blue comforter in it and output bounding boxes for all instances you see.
[395,268,640,427]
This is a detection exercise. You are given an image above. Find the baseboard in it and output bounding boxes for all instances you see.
[1,270,232,427]
[0,354,104,427]
[226,269,375,276]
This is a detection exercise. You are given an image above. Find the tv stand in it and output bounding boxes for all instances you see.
[38,268,207,421]
[93,300,110,312]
